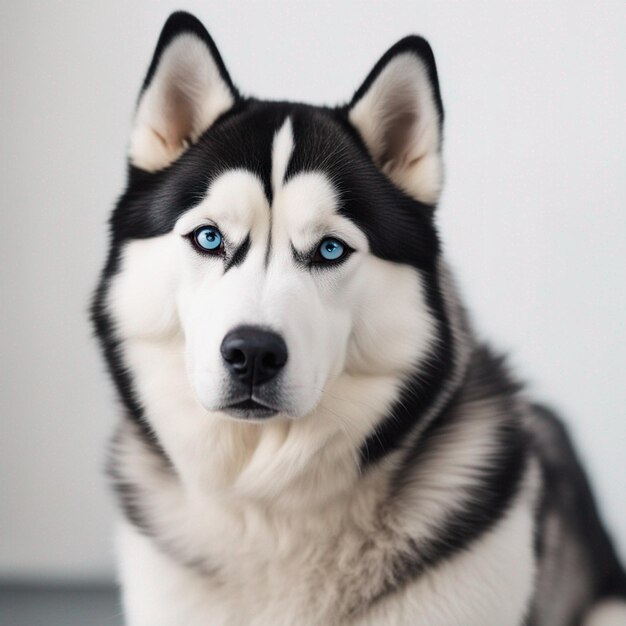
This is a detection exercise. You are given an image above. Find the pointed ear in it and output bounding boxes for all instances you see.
[347,37,444,204]
[129,12,238,172]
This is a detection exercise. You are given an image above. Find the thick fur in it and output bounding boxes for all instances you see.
[92,12,626,626]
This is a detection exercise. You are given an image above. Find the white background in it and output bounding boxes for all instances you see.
[1,1,624,582]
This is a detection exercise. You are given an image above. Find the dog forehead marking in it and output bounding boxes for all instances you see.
[271,117,294,195]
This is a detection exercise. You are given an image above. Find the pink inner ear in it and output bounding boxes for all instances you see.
[161,85,197,149]
[379,108,418,169]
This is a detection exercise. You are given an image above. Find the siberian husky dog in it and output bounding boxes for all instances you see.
[92,11,626,626]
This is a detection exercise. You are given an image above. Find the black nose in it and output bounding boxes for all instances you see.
[220,326,288,386]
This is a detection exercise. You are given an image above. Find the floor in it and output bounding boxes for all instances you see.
[0,585,123,626]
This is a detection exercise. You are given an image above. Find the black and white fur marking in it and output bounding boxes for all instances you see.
[92,12,626,626]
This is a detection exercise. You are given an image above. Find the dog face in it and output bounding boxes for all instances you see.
[98,12,450,436]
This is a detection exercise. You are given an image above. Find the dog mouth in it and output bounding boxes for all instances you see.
[221,398,278,420]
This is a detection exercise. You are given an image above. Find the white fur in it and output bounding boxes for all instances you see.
[583,600,626,626]
[129,34,235,171]
[117,462,537,626]
[349,53,442,204]
[352,473,537,626]
[271,117,294,194]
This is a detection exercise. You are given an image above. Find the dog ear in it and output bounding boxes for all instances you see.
[347,37,444,204]
[129,12,238,172]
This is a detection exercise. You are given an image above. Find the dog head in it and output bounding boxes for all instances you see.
[97,13,452,450]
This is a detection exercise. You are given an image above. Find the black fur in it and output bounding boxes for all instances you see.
[528,405,626,624]
[224,234,251,272]
[370,347,528,605]
[91,248,160,451]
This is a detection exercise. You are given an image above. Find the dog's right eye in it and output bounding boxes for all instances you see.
[191,226,223,254]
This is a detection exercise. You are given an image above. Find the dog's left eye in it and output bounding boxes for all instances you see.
[192,225,223,253]
[314,238,348,263]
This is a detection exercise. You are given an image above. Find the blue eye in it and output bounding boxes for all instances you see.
[318,238,346,262]
[193,226,222,252]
